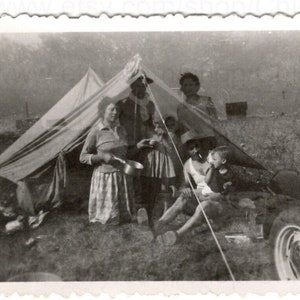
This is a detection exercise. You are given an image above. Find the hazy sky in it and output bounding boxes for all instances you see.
[0,31,300,120]
[0,33,41,46]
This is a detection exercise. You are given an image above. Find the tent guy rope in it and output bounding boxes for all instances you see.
[145,75,236,281]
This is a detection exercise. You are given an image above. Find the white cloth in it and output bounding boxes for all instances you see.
[188,158,213,195]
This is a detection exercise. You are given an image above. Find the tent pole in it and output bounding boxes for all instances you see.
[133,101,137,144]
[146,82,236,281]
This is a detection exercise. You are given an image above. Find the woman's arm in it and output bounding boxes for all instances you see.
[177,103,184,119]
[80,128,97,165]
[80,128,112,165]
[179,163,193,189]
[206,97,218,119]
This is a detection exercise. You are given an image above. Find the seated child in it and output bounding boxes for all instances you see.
[204,145,235,195]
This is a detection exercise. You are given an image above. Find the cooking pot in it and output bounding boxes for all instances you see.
[112,156,144,177]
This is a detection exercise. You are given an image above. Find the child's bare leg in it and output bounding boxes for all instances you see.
[158,195,186,224]
[160,181,169,214]
[176,200,222,237]
[163,200,168,214]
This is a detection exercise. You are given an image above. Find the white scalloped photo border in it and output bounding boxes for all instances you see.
[0,14,300,298]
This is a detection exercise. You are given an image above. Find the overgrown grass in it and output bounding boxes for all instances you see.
[2,115,297,281]
[215,115,300,172]
[0,198,274,281]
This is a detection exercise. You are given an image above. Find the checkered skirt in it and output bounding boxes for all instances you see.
[88,167,135,224]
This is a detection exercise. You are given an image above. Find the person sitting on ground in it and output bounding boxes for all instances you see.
[153,131,223,246]
[204,145,235,195]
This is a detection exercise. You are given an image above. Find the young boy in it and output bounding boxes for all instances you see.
[205,145,235,195]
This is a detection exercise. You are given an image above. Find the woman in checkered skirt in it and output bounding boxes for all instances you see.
[80,98,149,225]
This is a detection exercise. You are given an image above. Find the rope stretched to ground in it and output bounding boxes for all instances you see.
[144,77,236,281]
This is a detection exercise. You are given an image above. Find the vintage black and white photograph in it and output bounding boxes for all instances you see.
[0,29,300,283]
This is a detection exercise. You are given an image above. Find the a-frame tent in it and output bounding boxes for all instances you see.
[0,67,104,213]
[0,55,267,214]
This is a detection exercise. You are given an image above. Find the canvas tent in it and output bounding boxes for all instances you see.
[0,54,266,214]
[0,67,104,213]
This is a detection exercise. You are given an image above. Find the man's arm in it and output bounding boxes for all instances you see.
[180,162,191,188]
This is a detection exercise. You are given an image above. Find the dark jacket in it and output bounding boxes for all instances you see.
[206,165,235,194]
[117,96,155,147]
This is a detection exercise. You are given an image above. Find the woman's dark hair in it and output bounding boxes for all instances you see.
[179,72,200,86]
[97,98,118,118]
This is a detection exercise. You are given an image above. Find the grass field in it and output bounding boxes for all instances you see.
[215,114,300,172]
[0,200,274,281]
[0,166,274,282]
[1,114,299,281]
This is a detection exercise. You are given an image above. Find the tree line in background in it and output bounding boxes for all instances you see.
[0,32,300,119]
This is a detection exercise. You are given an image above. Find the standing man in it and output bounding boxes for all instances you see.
[116,75,156,220]
[117,75,155,150]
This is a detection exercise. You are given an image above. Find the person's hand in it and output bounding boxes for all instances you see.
[103,153,113,163]
[137,138,153,149]
[223,181,233,190]
[181,187,192,198]
[207,152,213,164]
[155,127,165,136]
[170,185,177,198]
[209,162,215,169]
[91,153,113,164]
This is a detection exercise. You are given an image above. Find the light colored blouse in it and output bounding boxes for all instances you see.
[80,121,128,173]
